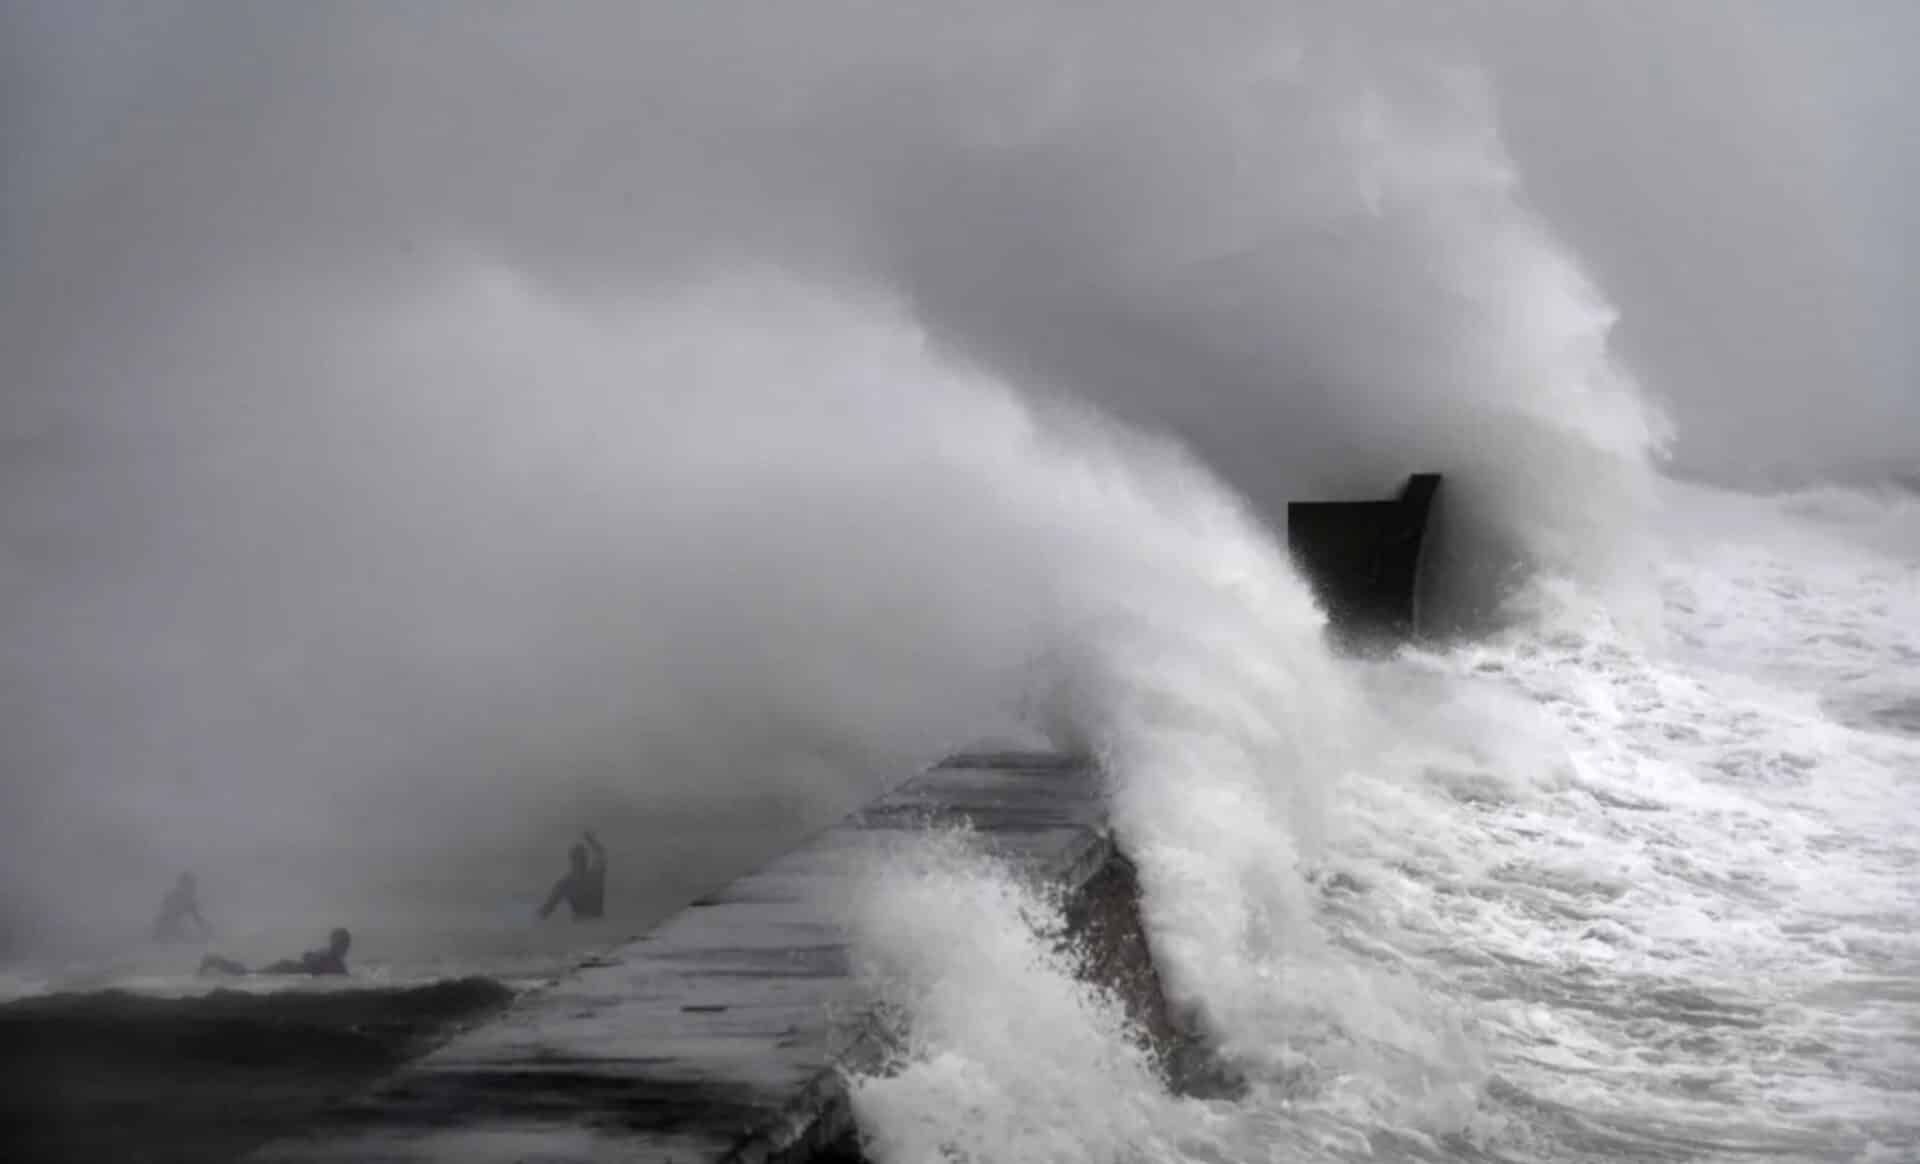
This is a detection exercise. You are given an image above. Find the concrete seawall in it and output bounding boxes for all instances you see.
[254,752,1198,1163]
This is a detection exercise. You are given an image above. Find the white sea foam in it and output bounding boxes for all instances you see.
[848,479,1920,1162]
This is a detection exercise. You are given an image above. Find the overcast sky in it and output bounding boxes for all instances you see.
[3,2,1916,949]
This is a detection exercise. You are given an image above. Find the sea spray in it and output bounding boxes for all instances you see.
[6,1,1683,956]
[848,826,1203,1164]
[846,426,1497,1159]
[1063,477,1494,1145]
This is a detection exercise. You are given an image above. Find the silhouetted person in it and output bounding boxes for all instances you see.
[539,831,606,920]
[198,927,351,977]
[152,872,211,942]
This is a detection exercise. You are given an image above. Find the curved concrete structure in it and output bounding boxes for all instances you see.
[1286,473,1442,642]
[253,752,1198,1163]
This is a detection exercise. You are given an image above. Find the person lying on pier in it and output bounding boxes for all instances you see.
[538,830,607,921]
[198,927,352,977]
[152,871,212,942]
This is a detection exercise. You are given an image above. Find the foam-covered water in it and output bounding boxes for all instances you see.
[848,480,1920,1162]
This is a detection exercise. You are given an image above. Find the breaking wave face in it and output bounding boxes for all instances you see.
[828,14,1914,1164]
[861,4,1673,633]
[847,475,1920,1163]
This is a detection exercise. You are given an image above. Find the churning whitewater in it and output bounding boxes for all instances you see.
[848,480,1920,1163]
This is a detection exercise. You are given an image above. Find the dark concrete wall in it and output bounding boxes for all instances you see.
[1286,473,1442,643]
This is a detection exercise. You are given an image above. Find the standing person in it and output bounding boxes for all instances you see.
[152,872,212,941]
[538,831,607,920]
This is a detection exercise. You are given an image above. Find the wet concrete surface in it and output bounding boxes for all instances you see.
[251,753,1129,1163]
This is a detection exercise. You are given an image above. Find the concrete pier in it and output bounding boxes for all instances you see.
[253,751,1159,1163]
